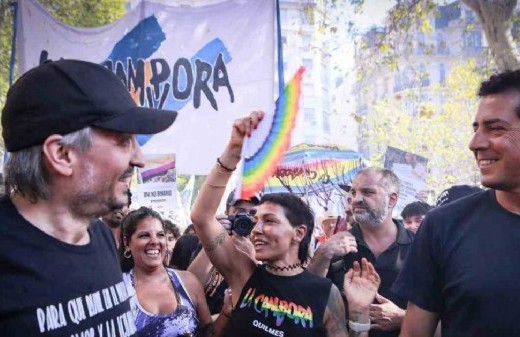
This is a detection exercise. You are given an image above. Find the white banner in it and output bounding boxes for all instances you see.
[131,153,178,218]
[16,0,274,175]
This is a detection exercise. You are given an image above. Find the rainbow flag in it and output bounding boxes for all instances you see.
[238,67,305,200]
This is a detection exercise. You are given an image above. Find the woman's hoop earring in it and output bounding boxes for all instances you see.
[123,248,132,259]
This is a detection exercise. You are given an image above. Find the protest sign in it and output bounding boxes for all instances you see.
[132,154,177,217]
[384,146,429,216]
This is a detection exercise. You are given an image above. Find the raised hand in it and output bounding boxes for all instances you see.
[321,231,358,257]
[224,111,264,161]
[344,258,380,312]
[307,231,358,277]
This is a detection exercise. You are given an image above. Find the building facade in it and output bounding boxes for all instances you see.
[278,0,356,148]
[354,1,487,160]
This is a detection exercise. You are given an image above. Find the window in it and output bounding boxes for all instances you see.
[303,59,313,73]
[304,108,315,122]
[472,31,482,47]
[463,31,482,47]
[419,63,430,87]
[304,83,314,99]
[301,4,315,25]
[436,33,448,55]
[302,35,311,48]
[439,63,446,84]
[321,67,328,86]
[417,32,426,54]
[403,68,412,89]
[465,9,475,22]
[322,112,331,133]
[322,87,330,111]
[393,73,402,92]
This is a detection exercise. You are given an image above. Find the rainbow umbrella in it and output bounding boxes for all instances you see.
[263,143,364,195]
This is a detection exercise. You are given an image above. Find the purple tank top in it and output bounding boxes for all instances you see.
[123,268,199,337]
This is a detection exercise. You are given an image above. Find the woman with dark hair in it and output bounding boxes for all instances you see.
[183,223,196,235]
[190,112,352,337]
[169,234,200,270]
[119,207,230,337]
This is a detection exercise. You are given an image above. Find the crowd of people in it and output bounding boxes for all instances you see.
[2,58,520,337]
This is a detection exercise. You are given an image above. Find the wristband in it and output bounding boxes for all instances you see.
[348,319,371,332]
[216,157,236,172]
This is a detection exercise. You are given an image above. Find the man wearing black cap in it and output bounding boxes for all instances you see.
[225,189,261,216]
[435,184,482,207]
[0,60,176,336]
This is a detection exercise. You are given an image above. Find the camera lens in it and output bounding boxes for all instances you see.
[230,212,254,236]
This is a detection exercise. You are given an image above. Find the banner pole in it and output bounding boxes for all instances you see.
[275,0,284,96]
[8,1,18,86]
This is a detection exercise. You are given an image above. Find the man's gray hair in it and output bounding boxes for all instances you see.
[357,167,400,195]
[4,127,93,201]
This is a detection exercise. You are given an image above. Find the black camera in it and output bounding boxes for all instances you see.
[228,212,255,236]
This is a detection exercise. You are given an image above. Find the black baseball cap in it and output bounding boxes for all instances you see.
[226,190,262,207]
[436,185,482,207]
[2,59,177,152]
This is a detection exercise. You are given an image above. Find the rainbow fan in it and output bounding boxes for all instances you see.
[239,67,305,199]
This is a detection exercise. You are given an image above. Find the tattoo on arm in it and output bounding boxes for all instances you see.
[350,310,362,322]
[325,285,348,337]
[204,230,227,252]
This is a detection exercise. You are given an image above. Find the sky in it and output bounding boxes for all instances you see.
[330,0,395,75]
[323,0,395,151]
[351,0,394,30]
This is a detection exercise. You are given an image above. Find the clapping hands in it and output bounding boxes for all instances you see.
[344,258,380,313]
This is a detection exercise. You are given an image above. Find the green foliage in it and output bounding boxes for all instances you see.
[352,0,439,74]
[176,175,207,209]
[0,1,13,105]
[302,3,316,25]
[37,0,126,27]
[0,1,15,149]
[176,175,190,191]
[360,61,486,195]
[418,16,433,33]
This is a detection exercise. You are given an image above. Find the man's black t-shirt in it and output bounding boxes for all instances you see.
[0,197,136,336]
[393,189,520,337]
[327,220,414,337]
